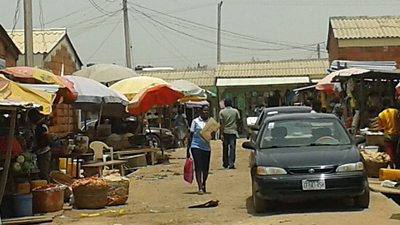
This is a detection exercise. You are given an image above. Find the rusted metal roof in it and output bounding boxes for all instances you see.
[216,59,329,80]
[330,16,400,39]
[8,28,66,54]
[138,69,215,87]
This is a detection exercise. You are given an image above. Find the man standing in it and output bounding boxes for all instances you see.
[370,98,400,168]
[219,99,241,169]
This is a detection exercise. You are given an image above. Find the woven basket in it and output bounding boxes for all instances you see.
[73,185,108,209]
[365,161,388,178]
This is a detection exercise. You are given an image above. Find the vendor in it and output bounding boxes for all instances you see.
[28,109,51,181]
[369,98,400,168]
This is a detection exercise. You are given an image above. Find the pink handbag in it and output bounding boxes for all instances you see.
[183,158,193,184]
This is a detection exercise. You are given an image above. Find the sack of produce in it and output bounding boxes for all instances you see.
[360,150,390,177]
[103,174,129,206]
[71,178,108,209]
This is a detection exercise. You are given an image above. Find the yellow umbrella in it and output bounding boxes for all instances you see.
[109,76,168,100]
[0,75,55,115]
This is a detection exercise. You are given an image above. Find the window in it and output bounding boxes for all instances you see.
[260,118,351,148]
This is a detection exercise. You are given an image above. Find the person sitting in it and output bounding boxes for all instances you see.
[270,127,287,147]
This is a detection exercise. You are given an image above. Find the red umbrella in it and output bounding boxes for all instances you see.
[316,68,370,94]
[127,84,184,115]
[0,67,77,103]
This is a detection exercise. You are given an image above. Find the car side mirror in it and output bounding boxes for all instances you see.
[242,141,256,150]
[354,135,366,145]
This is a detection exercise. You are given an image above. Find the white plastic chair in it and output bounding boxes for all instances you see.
[89,141,114,162]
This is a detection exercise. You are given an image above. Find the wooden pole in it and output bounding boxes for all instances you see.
[0,109,17,204]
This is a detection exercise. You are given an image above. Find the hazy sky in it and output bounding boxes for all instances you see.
[1,0,400,69]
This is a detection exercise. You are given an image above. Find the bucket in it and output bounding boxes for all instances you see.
[32,184,66,213]
[12,194,33,217]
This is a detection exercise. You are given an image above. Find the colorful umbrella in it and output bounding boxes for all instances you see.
[110,76,168,100]
[170,80,207,102]
[63,75,128,105]
[0,75,55,114]
[316,68,370,94]
[0,67,76,103]
[73,64,137,84]
[127,84,183,115]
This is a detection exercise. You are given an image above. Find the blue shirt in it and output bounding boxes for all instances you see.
[190,117,210,151]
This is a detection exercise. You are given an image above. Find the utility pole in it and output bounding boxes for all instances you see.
[217,1,223,64]
[317,43,321,59]
[123,0,133,68]
[24,0,34,66]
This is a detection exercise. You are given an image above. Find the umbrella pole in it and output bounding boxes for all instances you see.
[0,109,17,204]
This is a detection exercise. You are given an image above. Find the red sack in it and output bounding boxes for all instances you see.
[183,158,193,184]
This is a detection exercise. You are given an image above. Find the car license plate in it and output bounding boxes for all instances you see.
[302,179,326,190]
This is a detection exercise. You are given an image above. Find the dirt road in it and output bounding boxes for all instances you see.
[54,139,400,225]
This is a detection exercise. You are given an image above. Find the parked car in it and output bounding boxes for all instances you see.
[242,113,369,212]
[80,117,176,149]
[247,106,312,141]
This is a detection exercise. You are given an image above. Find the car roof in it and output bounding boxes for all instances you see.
[264,113,338,122]
[262,106,312,114]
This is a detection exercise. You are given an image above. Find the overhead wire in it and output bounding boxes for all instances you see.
[131,7,325,53]
[38,0,47,51]
[89,0,118,16]
[85,19,121,61]
[10,0,22,36]
[129,2,324,52]
[131,13,194,65]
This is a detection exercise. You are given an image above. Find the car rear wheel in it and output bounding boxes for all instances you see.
[354,185,370,208]
[252,180,267,213]
[147,134,161,149]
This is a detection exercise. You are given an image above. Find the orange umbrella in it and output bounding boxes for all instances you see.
[0,67,77,103]
[127,84,183,115]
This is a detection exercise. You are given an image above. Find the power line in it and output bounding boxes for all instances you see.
[10,0,22,36]
[129,2,323,51]
[86,20,121,61]
[132,13,194,65]
[130,7,326,52]
[89,0,118,16]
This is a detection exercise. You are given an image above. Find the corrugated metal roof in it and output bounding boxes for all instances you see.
[8,28,66,54]
[216,59,328,80]
[216,76,310,87]
[138,69,215,87]
[330,16,400,39]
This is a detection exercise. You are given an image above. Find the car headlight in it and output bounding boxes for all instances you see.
[164,131,173,136]
[256,166,287,175]
[336,162,364,172]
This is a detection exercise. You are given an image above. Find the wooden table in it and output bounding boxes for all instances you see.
[81,160,126,177]
[114,148,158,165]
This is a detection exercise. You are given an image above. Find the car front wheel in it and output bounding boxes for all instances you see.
[252,180,267,213]
[354,185,370,208]
[147,134,161,149]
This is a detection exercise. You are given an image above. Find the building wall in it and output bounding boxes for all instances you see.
[333,46,400,68]
[327,28,400,67]
[44,41,80,75]
[0,36,18,67]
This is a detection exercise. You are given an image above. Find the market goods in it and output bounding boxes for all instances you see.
[360,150,389,177]
[71,178,107,190]
[103,174,129,206]
[360,150,390,163]
[72,178,108,209]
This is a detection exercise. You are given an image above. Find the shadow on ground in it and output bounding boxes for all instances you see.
[245,196,364,216]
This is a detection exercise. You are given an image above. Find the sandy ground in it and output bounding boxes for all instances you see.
[52,139,400,225]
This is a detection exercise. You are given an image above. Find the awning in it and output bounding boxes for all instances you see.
[293,85,316,93]
[216,77,310,87]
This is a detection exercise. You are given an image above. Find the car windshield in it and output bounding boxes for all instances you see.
[259,118,351,149]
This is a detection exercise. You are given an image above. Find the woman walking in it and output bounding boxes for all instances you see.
[187,105,212,194]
